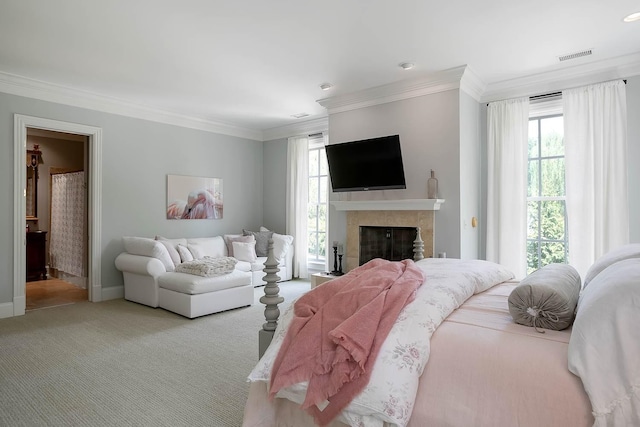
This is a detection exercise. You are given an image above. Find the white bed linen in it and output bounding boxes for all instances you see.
[247,258,513,427]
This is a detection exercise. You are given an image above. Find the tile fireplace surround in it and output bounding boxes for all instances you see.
[334,199,443,272]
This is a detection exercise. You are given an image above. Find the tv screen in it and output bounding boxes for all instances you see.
[325,135,406,192]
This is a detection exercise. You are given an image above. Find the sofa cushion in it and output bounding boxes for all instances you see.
[233,241,257,263]
[158,269,251,295]
[243,229,273,257]
[235,260,252,272]
[186,236,226,259]
[224,234,255,257]
[123,236,175,272]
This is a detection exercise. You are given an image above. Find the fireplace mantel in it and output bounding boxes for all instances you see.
[331,198,445,211]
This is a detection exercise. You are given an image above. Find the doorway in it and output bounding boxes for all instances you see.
[13,115,103,317]
[25,129,88,310]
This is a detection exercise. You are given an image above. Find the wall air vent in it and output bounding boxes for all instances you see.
[558,49,593,62]
[291,112,310,119]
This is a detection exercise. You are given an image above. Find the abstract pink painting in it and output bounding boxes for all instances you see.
[166,175,223,220]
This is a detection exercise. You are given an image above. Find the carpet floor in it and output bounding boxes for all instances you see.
[0,280,310,427]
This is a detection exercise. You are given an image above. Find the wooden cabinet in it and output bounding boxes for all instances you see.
[26,231,47,281]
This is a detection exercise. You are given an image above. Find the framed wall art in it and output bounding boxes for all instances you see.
[166,174,223,220]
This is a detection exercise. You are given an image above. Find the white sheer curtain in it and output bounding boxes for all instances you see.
[563,80,629,278]
[286,136,309,279]
[50,171,86,278]
[486,97,529,279]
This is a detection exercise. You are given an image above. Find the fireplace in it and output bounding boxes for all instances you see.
[359,226,417,265]
[344,209,434,272]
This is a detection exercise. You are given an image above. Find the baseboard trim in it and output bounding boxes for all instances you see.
[101,286,124,301]
[0,302,15,319]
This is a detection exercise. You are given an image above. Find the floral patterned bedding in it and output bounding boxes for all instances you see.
[247,258,514,427]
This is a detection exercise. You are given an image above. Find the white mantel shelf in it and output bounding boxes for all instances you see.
[331,199,445,211]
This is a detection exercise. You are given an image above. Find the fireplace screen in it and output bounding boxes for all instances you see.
[359,226,416,265]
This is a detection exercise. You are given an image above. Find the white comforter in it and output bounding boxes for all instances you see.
[248,258,514,427]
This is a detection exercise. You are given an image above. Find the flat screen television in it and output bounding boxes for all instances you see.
[325,135,406,192]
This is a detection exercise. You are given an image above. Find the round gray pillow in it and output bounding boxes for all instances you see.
[508,263,581,332]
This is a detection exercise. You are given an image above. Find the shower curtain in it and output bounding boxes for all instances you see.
[50,171,86,278]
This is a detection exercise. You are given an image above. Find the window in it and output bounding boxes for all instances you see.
[307,134,328,267]
[527,114,568,273]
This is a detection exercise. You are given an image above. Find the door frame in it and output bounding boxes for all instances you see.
[13,114,103,316]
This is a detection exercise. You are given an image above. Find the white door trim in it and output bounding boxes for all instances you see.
[13,114,103,316]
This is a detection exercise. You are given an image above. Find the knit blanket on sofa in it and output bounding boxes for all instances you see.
[175,256,238,277]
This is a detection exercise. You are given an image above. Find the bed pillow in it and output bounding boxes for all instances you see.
[243,229,273,257]
[582,243,640,289]
[123,236,175,272]
[568,258,640,427]
[508,263,580,331]
[233,241,257,263]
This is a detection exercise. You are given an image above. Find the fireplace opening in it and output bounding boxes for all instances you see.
[359,226,416,265]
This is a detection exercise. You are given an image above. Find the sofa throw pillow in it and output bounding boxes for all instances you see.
[123,236,175,272]
[272,233,294,261]
[233,241,258,263]
[224,234,255,257]
[177,244,194,262]
[155,236,183,267]
[508,263,581,331]
[243,229,273,257]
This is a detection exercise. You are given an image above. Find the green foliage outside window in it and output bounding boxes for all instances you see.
[527,116,568,274]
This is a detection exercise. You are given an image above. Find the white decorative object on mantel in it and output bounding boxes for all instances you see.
[331,199,445,211]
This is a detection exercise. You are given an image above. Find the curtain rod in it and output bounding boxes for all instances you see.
[487,79,627,106]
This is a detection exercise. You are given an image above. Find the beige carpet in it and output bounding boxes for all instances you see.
[0,280,310,427]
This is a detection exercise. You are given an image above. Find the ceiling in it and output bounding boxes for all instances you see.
[1,0,639,139]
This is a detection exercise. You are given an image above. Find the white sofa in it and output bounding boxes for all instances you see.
[114,233,293,318]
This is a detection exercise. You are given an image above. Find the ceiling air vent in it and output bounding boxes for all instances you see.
[558,49,593,62]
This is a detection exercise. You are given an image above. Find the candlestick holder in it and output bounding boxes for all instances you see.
[331,246,339,275]
[336,254,344,275]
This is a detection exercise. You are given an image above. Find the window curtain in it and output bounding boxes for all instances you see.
[286,136,309,279]
[486,97,529,279]
[50,171,86,278]
[563,80,628,279]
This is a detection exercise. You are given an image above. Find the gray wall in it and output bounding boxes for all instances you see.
[627,76,640,243]
[0,92,264,305]
[262,137,288,234]
[459,90,481,259]
[327,89,463,258]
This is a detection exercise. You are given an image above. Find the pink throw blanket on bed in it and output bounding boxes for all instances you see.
[269,258,425,426]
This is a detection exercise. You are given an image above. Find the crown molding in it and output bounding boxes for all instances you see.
[262,116,329,141]
[481,52,640,103]
[0,71,264,141]
[459,65,486,101]
[317,66,468,114]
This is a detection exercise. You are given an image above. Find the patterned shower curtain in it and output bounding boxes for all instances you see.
[50,171,86,277]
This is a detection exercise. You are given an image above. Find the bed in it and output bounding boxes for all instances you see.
[243,242,640,427]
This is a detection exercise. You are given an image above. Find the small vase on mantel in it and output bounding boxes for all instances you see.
[427,169,438,199]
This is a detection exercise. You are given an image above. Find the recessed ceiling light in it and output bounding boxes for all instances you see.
[623,11,640,22]
[399,62,414,70]
[292,112,310,119]
[319,83,333,91]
